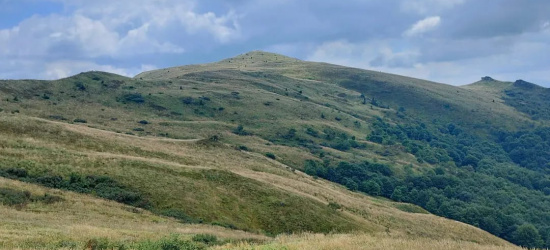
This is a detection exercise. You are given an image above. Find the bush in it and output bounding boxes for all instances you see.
[159,209,197,223]
[191,234,218,245]
[38,193,64,204]
[138,120,150,125]
[237,145,249,151]
[0,187,31,206]
[232,125,251,136]
[121,93,145,103]
[5,168,28,178]
[73,118,87,123]
[49,115,67,121]
[265,153,276,159]
[85,238,111,250]
[328,202,342,210]
[74,82,86,91]
[133,128,145,132]
[0,169,149,208]
[138,235,204,250]
[0,187,63,207]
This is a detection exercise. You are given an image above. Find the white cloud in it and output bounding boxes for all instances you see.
[404,16,441,37]
[401,0,465,14]
[306,40,420,69]
[0,0,241,79]
[43,61,132,79]
[305,31,550,86]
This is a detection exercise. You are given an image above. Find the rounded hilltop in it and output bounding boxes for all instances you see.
[135,50,302,80]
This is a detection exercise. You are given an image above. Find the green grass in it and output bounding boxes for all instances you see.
[2,50,545,248]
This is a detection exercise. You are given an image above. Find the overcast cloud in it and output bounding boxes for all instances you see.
[0,0,549,86]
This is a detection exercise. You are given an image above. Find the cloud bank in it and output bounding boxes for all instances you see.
[0,0,549,86]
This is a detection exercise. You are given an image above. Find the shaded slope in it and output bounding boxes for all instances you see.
[464,77,550,122]
[0,177,266,249]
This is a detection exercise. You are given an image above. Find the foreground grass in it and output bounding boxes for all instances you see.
[217,233,522,250]
[0,177,267,249]
[0,114,513,248]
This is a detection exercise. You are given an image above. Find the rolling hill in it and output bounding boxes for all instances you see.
[1,51,549,249]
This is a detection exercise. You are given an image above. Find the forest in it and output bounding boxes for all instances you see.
[305,116,550,248]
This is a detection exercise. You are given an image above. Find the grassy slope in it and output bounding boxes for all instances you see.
[464,78,550,123]
[0,177,266,249]
[217,233,521,250]
[0,51,532,248]
[137,51,531,131]
[0,114,514,249]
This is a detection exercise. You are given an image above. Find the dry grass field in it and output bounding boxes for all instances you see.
[217,233,522,250]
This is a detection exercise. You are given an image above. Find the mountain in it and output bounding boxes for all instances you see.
[1,51,549,249]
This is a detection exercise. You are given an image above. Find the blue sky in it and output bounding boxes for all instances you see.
[0,0,549,86]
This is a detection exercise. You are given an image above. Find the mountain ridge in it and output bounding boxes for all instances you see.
[2,51,550,249]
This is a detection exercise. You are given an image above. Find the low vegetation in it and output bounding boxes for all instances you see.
[1,51,549,248]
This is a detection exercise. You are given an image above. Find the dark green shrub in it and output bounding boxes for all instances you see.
[49,115,67,121]
[0,187,31,206]
[265,153,276,159]
[181,97,194,105]
[191,234,218,245]
[133,128,145,132]
[121,93,145,103]
[73,118,87,123]
[138,120,149,125]
[159,209,197,223]
[38,193,64,204]
[232,125,251,136]
[306,127,319,137]
[75,82,86,91]
[5,168,28,178]
[328,202,342,210]
[36,175,64,188]
[237,145,249,151]
[0,170,149,209]
[85,238,111,250]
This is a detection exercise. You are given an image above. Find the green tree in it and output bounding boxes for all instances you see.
[425,197,438,213]
[343,178,358,191]
[513,224,543,248]
[391,186,406,202]
[361,180,381,196]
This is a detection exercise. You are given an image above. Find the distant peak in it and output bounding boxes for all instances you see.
[481,76,495,81]
[513,79,539,89]
[226,50,301,62]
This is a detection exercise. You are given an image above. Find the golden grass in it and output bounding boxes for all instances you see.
[216,233,522,250]
[0,178,268,249]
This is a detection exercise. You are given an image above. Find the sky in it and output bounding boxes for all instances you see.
[0,0,549,86]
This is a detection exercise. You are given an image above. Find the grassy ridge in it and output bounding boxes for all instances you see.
[0,115,363,235]
[0,114,512,248]
[3,50,547,248]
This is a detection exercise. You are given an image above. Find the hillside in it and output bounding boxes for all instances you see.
[1,51,549,249]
